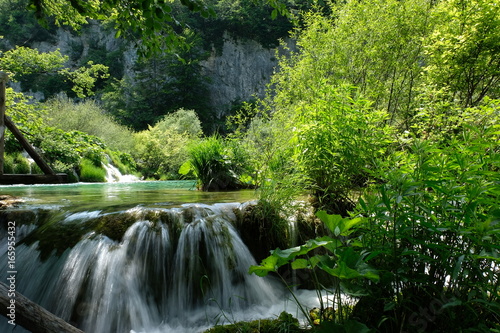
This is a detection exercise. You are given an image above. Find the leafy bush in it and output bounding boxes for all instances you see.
[134,109,202,179]
[35,128,106,166]
[354,127,500,331]
[292,84,394,214]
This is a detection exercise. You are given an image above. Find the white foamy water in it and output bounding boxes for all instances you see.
[0,203,325,333]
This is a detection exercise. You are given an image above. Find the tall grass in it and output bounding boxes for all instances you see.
[79,158,106,182]
[184,136,241,191]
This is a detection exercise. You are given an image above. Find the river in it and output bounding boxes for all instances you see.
[0,181,323,333]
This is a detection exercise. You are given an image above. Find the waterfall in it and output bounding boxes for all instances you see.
[102,162,140,182]
[0,203,305,333]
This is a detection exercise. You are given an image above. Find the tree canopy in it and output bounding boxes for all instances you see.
[27,0,292,56]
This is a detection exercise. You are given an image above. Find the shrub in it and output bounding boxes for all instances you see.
[354,128,500,331]
[180,136,246,191]
[133,109,202,179]
[79,158,106,182]
[289,84,394,215]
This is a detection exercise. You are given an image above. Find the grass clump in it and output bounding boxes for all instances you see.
[180,136,246,191]
[3,152,32,174]
[79,158,106,182]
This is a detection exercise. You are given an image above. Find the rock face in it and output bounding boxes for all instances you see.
[200,32,284,117]
[14,25,293,118]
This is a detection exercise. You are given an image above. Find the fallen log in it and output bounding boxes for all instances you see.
[0,281,84,333]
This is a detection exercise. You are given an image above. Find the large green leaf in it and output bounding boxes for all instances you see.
[249,238,332,276]
[316,210,364,236]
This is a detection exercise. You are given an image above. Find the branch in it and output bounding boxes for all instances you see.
[0,282,84,333]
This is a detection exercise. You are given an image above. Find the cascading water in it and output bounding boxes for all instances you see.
[1,202,318,333]
[102,162,140,182]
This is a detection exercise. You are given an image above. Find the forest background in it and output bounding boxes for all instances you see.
[0,0,499,331]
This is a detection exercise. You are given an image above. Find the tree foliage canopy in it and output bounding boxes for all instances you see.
[26,0,294,56]
[27,0,215,56]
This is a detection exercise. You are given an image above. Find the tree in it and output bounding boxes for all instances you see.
[0,44,109,98]
[102,29,211,131]
[422,0,500,107]
[26,0,214,57]
[270,0,434,128]
[26,0,297,56]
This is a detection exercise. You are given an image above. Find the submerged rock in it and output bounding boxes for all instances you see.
[0,194,24,209]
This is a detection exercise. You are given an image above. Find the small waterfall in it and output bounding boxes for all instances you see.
[0,203,290,333]
[102,162,140,182]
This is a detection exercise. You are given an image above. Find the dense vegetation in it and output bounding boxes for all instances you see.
[1,0,499,332]
[203,0,499,331]
[0,0,312,178]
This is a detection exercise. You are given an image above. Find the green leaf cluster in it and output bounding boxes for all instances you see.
[354,119,500,330]
[1,45,109,99]
[243,1,500,331]
[250,210,378,327]
[134,108,202,180]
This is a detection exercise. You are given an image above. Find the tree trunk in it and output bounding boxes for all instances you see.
[0,282,84,333]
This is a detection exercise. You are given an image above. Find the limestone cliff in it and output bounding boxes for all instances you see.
[201,32,282,117]
[10,24,292,118]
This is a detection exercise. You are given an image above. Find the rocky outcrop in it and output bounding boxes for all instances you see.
[201,32,288,117]
[13,24,294,118]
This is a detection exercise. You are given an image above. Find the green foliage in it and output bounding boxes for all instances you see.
[227,104,305,214]
[72,28,126,80]
[3,85,135,180]
[353,124,500,331]
[78,158,106,182]
[43,95,135,153]
[289,84,394,214]
[0,0,56,47]
[422,0,500,107]
[250,210,377,328]
[204,311,302,333]
[191,0,296,50]
[246,2,500,331]
[32,128,105,167]
[102,30,211,131]
[0,44,109,99]
[23,0,302,57]
[180,135,249,191]
[0,46,67,77]
[134,109,202,179]
[2,152,31,174]
[270,0,432,126]
[3,88,47,154]
[26,0,216,57]
[410,94,500,145]
[107,150,137,176]
[59,61,109,98]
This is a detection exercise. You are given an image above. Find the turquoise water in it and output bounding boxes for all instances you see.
[0,180,257,212]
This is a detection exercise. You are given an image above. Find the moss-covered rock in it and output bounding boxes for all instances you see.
[234,201,292,263]
[204,312,304,333]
